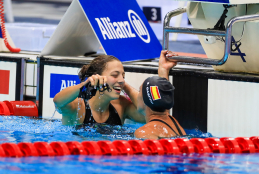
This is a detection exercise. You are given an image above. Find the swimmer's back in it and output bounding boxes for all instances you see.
[135,115,186,139]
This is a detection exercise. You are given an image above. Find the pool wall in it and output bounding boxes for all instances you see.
[1,53,259,137]
[172,69,259,137]
[36,56,259,137]
[0,56,25,101]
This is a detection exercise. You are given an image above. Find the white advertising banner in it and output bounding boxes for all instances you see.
[208,79,259,137]
[42,65,81,119]
[0,61,17,101]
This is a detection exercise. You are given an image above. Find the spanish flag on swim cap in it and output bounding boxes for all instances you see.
[142,76,175,112]
[150,86,161,100]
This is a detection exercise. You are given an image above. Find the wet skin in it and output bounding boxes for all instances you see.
[135,84,186,139]
[55,60,145,125]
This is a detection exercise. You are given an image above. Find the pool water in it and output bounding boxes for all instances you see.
[0,117,210,143]
[0,116,259,174]
[1,153,259,173]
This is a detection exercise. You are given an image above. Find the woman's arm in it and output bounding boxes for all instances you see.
[54,74,107,115]
[122,82,139,107]
[122,83,146,123]
[53,81,88,125]
[119,95,146,123]
[53,82,86,109]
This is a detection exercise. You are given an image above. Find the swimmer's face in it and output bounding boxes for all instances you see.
[137,84,146,116]
[101,60,125,99]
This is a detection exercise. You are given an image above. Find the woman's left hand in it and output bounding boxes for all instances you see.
[158,50,178,79]
[159,50,178,71]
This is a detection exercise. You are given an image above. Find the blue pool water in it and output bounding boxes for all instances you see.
[0,116,259,174]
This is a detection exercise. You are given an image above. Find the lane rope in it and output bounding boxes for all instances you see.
[0,137,258,157]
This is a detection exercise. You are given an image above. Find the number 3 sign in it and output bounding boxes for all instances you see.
[143,7,161,23]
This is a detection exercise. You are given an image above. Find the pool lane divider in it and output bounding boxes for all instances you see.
[0,101,38,117]
[0,137,258,157]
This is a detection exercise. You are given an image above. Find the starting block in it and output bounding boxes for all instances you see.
[164,0,259,74]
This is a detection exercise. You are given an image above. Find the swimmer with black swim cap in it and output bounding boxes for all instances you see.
[135,51,186,139]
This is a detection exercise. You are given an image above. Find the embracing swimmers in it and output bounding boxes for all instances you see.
[53,50,185,138]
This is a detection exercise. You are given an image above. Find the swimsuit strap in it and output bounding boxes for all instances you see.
[168,115,183,136]
[84,101,96,124]
[104,104,122,125]
[83,100,122,125]
[149,119,179,136]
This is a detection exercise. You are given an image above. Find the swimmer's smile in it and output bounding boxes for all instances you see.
[113,86,122,94]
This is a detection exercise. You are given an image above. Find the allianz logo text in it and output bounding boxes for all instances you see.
[95,10,150,43]
[60,80,77,91]
[16,105,35,108]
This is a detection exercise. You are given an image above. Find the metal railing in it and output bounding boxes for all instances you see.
[163,8,259,65]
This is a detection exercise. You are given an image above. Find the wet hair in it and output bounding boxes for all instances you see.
[78,55,121,82]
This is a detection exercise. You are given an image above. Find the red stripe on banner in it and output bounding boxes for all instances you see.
[0,70,10,94]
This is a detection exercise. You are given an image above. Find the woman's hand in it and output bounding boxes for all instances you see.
[84,74,108,89]
[158,50,178,80]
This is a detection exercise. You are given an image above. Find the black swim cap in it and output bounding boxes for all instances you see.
[142,76,174,112]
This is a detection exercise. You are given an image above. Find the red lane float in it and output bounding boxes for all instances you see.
[50,142,70,156]
[4,101,38,117]
[0,137,258,158]
[144,140,164,155]
[113,140,133,155]
[235,137,255,153]
[18,142,38,156]
[174,138,195,153]
[66,141,87,155]
[250,136,259,153]
[33,142,55,156]
[205,138,225,153]
[190,138,211,153]
[1,143,23,157]
[0,145,6,157]
[220,137,241,153]
[0,101,10,115]
[128,140,149,155]
[81,141,102,155]
[0,101,38,117]
[159,139,180,155]
[97,141,118,155]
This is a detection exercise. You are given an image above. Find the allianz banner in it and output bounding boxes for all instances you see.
[79,0,162,62]
[50,74,81,98]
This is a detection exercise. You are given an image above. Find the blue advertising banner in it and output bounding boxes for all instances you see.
[79,0,162,62]
[50,74,81,98]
